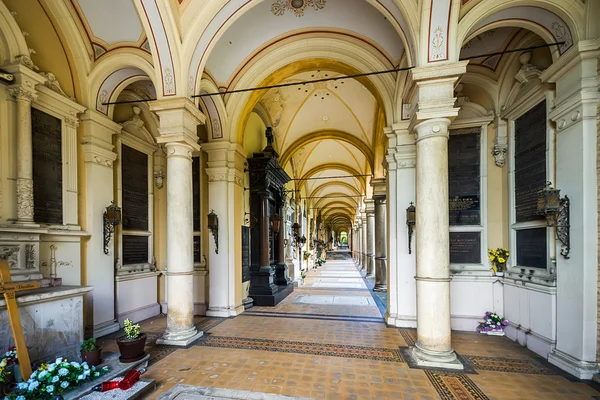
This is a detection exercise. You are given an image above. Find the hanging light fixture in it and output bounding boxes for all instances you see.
[208,210,219,254]
[103,202,122,255]
[536,182,570,258]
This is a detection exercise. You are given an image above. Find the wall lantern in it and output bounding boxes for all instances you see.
[103,202,122,255]
[208,210,219,254]
[270,213,282,235]
[291,222,302,248]
[406,202,416,255]
[536,182,570,259]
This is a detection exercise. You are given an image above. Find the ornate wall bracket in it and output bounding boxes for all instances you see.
[546,196,570,259]
[491,144,508,168]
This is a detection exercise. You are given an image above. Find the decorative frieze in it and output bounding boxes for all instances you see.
[16,178,34,221]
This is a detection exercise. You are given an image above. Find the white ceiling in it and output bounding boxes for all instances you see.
[76,0,143,44]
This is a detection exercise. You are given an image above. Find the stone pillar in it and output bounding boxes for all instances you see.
[203,141,246,317]
[409,62,466,370]
[361,214,367,271]
[544,42,600,379]
[151,99,204,346]
[365,200,375,277]
[372,178,387,292]
[385,123,416,327]
[80,110,121,338]
[5,64,46,224]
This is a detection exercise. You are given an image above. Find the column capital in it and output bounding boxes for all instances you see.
[385,122,416,171]
[414,118,451,143]
[4,61,46,102]
[203,141,245,186]
[364,199,375,215]
[150,98,204,150]
[8,85,37,103]
[164,142,194,160]
[371,177,386,200]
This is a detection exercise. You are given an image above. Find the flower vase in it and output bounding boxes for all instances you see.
[486,329,505,336]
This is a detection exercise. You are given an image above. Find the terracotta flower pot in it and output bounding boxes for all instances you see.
[116,334,147,363]
[81,348,102,367]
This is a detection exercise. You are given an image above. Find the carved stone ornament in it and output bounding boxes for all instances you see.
[8,86,36,103]
[0,246,20,270]
[39,72,75,101]
[14,54,39,71]
[16,178,34,221]
[271,0,326,17]
[25,244,35,269]
[491,144,508,168]
[154,169,165,189]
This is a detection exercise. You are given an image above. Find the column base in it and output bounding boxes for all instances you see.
[410,343,464,370]
[548,349,599,380]
[385,312,417,328]
[373,284,387,292]
[206,303,245,317]
[156,326,204,346]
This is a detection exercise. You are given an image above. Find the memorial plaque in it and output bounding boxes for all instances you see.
[448,128,480,225]
[449,232,481,264]
[242,226,251,282]
[32,108,63,224]
[516,228,547,269]
[122,235,149,265]
[193,236,201,263]
[122,145,148,231]
[515,101,546,222]
[193,157,200,231]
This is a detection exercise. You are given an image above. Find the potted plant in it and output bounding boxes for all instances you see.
[116,319,147,363]
[81,338,102,367]
[488,247,509,276]
[477,312,509,336]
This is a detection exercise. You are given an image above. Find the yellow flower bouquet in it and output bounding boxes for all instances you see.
[488,248,510,275]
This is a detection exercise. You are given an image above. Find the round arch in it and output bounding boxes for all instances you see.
[295,163,367,192]
[280,130,374,173]
[0,1,29,63]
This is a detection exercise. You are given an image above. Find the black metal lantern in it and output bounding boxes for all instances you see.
[406,202,416,254]
[103,202,122,255]
[270,213,282,234]
[536,182,570,259]
[208,210,219,254]
[292,222,300,237]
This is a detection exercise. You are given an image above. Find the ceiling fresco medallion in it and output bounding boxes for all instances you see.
[271,0,326,17]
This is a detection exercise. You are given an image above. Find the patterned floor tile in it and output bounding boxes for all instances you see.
[424,370,489,400]
[196,335,405,363]
[462,354,557,375]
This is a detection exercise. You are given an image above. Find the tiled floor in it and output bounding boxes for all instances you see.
[99,252,600,399]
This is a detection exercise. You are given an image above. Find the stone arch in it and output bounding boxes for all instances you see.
[456,1,584,62]
[279,131,374,174]
[295,164,367,193]
[88,52,157,118]
[199,78,228,141]
[0,1,30,63]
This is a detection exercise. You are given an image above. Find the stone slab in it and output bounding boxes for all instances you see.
[158,384,313,399]
[250,283,293,307]
[79,378,155,399]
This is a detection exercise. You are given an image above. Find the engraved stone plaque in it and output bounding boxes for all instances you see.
[449,232,481,264]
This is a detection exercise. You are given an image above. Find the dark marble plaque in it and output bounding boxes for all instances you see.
[193,157,200,231]
[122,235,149,265]
[242,226,250,282]
[515,101,546,223]
[516,228,547,269]
[32,108,63,224]
[193,236,201,263]
[449,128,480,226]
[450,232,481,264]
[122,145,148,231]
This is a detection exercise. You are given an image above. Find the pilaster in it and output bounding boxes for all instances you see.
[372,178,387,292]
[79,109,120,338]
[365,199,375,277]
[541,41,600,379]
[202,140,245,317]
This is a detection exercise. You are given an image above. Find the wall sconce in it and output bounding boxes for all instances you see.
[406,202,416,254]
[103,202,122,255]
[536,182,570,259]
[208,210,219,254]
[270,213,282,235]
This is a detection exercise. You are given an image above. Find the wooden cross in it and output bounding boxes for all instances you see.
[0,260,38,381]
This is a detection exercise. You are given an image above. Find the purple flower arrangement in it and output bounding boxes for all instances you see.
[476,311,509,333]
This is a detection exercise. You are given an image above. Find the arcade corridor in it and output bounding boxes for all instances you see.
[95,252,600,399]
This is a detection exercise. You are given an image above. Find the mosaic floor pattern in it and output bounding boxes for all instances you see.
[98,252,600,399]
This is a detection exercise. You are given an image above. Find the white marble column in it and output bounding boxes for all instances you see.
[365,200,375,277]
[409,62,466,370]
[544,42,600,379]
[9,86,37,223]
[151,99,204,346]
[385,123,417,327]
[372,178,387,292]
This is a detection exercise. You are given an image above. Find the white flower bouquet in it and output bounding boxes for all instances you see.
[3,357,110,400]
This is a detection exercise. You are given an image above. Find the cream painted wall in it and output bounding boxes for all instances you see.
[486,125,508,249]
[242,112,268,158]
